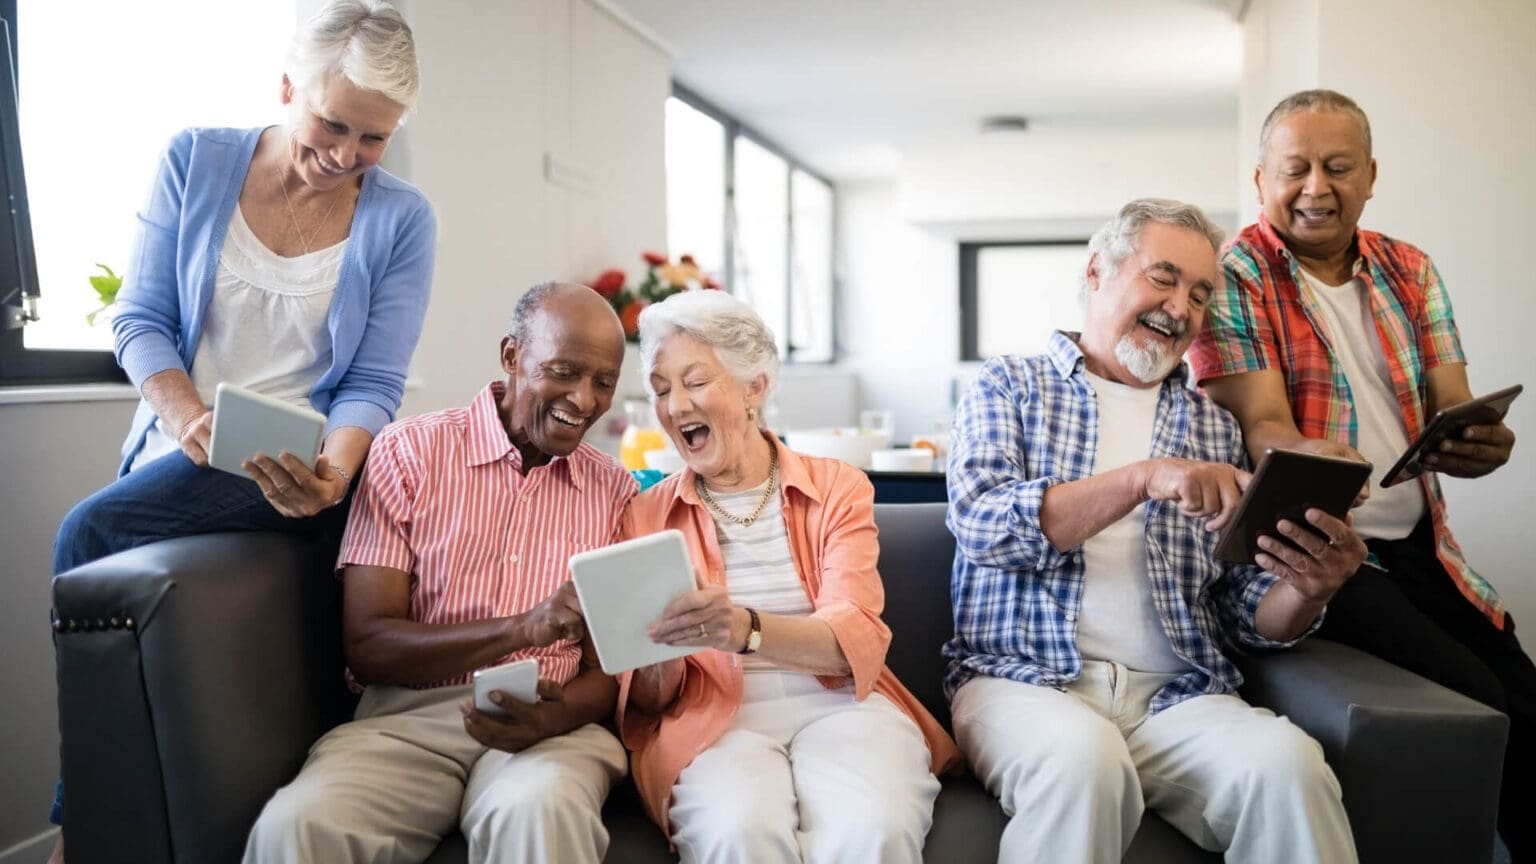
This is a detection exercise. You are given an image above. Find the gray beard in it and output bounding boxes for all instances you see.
[1114,333,1178,383]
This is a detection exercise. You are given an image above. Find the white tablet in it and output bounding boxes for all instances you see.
[569,530,707,676]
[207,382,326,478]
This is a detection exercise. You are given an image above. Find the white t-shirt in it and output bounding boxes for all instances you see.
[133,206,343,470]
[1298,268,1425,540]
[1074,371,1187,674]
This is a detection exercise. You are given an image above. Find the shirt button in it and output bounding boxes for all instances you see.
[1065,611,1077,623]
[508,553,519,564]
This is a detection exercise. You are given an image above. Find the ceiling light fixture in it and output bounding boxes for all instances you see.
[979,115,1030,134]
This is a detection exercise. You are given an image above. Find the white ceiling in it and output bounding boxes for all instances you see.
[607,0,1245,181]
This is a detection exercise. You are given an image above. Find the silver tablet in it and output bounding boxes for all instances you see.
[569,530,707,676]
[207,382,326,478]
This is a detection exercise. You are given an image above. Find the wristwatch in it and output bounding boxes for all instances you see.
[738,607,762,655]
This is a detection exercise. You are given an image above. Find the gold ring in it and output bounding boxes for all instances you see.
[697,623,707,638]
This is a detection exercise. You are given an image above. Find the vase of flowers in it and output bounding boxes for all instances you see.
[589,251,722,343]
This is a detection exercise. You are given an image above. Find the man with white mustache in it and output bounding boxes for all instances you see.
[945,198,1365,864]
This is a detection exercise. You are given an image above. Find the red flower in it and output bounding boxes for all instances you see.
[679,253,696,266]
[590,268,625,298]
[642,250,668,267]
[704,277,722,290]
[619,298,647,337]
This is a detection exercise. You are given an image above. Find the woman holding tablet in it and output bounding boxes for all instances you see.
[53,0,434,576]
[615,290,960,863]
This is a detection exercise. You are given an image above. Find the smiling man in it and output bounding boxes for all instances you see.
[244,282,638,864]
[945,199,1363,864]
[1190,89,1534,861]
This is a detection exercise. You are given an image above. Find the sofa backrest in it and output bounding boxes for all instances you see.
[872,502,957,729]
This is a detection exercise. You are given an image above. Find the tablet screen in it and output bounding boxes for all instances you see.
[569,530,707,676]
[1213,449,1372,566]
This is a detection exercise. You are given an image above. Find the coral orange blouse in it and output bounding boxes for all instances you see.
[615,435,961,830]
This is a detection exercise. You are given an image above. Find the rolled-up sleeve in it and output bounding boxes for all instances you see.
[947,359,1067,572]
[1212,564,1319,651]
[113,130,195,387]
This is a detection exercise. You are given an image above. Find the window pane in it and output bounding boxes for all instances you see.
[789,170,833,362]
[731,136,789,356]
[976,244,1086,358]
[664,97,725,281]
[18,0,293,351]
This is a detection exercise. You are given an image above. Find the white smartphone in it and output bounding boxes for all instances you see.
[471,658,540,715]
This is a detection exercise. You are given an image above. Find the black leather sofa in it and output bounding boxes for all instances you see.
[53,502,1508,863]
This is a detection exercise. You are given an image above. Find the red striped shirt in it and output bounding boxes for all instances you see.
[337,381,638,688]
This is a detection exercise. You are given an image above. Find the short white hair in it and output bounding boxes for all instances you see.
[638,290,781,426]
[286,0,420,115]
[1082,198,1224,297]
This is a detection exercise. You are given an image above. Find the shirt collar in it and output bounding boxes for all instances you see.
[664,430,821,513]
[1254,212,1375,279]
[463,381,587,490]
[1046,329,1190,388]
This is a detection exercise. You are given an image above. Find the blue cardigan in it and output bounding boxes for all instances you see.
[111,126,436,475]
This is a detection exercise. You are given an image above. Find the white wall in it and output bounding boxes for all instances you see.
[839,126,1240,443]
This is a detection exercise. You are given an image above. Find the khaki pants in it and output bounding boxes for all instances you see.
[952,663,1358,864]
[243,683,627,864]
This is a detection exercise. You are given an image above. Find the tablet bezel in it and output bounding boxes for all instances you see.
[569,530,707,676]
[1379,384,1522,488]
[1212,448,1372,566]
[207,382,327,478]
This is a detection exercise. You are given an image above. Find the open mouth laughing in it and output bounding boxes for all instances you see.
[1294,206,1336,227]
[678,422,711,452]
[313,151,350,176]
[1137,311,1186,342]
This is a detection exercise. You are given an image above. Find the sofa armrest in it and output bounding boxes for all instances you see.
[1239,638,1508,864]
[53,532,351,864]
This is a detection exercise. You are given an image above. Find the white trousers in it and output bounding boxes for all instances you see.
[243,684,627,864]
[668,671,942,864]
[951,663,1357,864]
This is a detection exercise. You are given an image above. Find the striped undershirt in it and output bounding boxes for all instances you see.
[709,481,813,674]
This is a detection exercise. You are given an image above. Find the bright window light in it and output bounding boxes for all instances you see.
[17,0,294,351]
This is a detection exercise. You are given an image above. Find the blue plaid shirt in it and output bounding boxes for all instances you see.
[944,331,1309,713]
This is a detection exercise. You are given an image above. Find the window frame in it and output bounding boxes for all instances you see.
[0,0,126,386]
[958,238,1091,362]
[671,83,838,364]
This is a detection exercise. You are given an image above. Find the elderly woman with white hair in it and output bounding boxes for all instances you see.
[53,0,434,575]
[615,289,960,863]
[47,1,431,858]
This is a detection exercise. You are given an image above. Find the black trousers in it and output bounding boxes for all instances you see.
[1316,516,1536,862]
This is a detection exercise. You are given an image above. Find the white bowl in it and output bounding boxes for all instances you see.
[643,448,686,475]
[783,428,892,468]
[869,448,935,472]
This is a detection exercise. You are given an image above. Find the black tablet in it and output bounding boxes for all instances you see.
[1379,384,1522,488]
[1213,449,1372,566]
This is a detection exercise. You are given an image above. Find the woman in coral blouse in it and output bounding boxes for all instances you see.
[616,289,959,864]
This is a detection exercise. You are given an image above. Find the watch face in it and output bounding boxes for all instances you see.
[746,629,762,653]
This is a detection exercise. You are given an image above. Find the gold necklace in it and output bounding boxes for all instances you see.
[273,162,345,255]
[696,447,779,527]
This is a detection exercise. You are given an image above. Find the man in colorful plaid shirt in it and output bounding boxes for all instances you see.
[945,199,1364,864]
[1189,89,1534,862]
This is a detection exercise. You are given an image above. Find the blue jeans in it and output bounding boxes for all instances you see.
[53,450,351,575]
[50,451,352,824]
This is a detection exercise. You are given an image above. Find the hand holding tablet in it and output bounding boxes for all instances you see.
[1380,384,1522,486]
[208,382,326,477]
[1213,449,1373,566]
[569,531,707,675]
